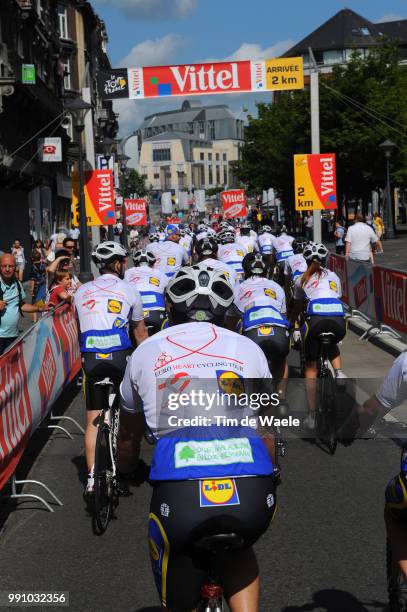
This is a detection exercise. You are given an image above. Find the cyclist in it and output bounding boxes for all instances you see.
[284,238,308,302]
[146,224,188,279]
[225,252,290,383]
[148,231,160,243]
[217,229,247,282]
[74,241,148,496]
[118,264,277,612]
[290,242,346,421]
[257,225,274,258]
[179,226,193,261]
[125,250,169,335]
[236,222,258,253]
[195,223,209,242]
[195,236,237,286]
[271,225,295,286]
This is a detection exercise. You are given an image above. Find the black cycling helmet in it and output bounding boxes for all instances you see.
[242,252,270,278]
[240,222,251,235]
[195,236,218,259]
[292,239,308,254]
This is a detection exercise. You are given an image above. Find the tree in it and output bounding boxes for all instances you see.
[125,169,147,197]
[235,43,407,211]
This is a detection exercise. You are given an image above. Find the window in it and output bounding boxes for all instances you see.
[216,165,220,185]
[154,173,160,179]
[199,121,205,139]
[63,59,71,90]
[208,152,212,161]
[208,120,215,139]
[200,165,205,187]
[152,148,171,162]
[223,153,227,161]
[215,153,220,161]
[200,152,204,161]
[323,50,343,65]
[352,27,370,36]
[208,166,213,185]
[58,8,68,39]
[188,122,194,134]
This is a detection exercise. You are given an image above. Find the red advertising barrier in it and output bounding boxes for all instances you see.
[328,254,349,305]
[373,266,407,335]
[0,304,81,490]
[222,189,247,218]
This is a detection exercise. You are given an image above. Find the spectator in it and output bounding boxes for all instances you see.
[46,248,80,297]
[47,270,73,307]
[33,239,48,261]
[113,218,123,244]
[345,213,378,263]
[373,212,385,254]
[29,250,47,323]
[334,221,346,255]
[11,240,26,281]
[100,226,108,242]
[304,213,313,240]
[69,225,80,257]
[0,254,50,354]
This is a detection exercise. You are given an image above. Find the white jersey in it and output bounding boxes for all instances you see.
[179,234,192,256]
[158,232,166,242]
[258,233,273,255]
[375,353,407,411]
[125,266,168,311]
[120,322,271,432]
[234,277,287,316]
[236,235,258,254]
[196,231,208,242]
[294,269,344,317]
[75,273,144,353]
[217,243,247,277]
[197,258,237,287]
[146,240,188,277]
[272,234,295,262]
[284,254,307,279]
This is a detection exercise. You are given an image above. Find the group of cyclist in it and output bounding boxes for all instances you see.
[73,217,406,611]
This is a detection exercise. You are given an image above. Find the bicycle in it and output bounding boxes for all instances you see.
[93,377,121,534]
[314,332,338,455]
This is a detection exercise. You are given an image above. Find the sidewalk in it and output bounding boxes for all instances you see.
[327,230,407,272]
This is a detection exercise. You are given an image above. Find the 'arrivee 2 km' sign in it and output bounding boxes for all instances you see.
[294,154,337,211]
[98,57,304,100]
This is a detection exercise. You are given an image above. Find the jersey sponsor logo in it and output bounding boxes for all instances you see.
[155,351,173,369]
[107,299,123,314]
[95,352,113,360]
[264,288,276,299]
[149,277,160,286]
[143,309,149,317]
[174,438,254,469]
[82,299,98,310]
[85,333,121,350]
[329,280,338,293]
[200,478,240,507]
[258,325,274,336]
[167,257,176,266]
[113,316,127,328]
[236,249,244,257]
[216,370,245,395]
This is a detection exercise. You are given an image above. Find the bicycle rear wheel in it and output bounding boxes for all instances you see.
[94,423,114,534]
[316,370,337,455]
[387,538,407,611]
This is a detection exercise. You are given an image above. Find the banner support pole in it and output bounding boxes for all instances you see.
[309,48,322,243]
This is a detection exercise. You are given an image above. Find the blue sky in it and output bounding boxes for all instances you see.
[91,0,407,134]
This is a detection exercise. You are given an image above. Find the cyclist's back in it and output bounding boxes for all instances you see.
[146,225,188,278]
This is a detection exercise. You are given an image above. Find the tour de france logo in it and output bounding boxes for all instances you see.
[200,479,240,507]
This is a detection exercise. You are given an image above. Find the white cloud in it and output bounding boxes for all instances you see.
[120,34,186,68]
[94,0,197,20]
[377,13,405,23]
[225,40,297,61]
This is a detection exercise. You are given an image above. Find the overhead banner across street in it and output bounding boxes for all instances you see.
[294,153,337,211]
[99,58,304,100]
[72,170,115,226]
[222,189,247,218]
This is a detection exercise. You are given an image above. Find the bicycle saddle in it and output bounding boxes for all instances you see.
[194,533,244,554]
[318,332,336,345]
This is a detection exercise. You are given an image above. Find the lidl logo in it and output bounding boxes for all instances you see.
[167,257,176,266]
[149,277,160,286]
[113,317,126,328]
[200,478,240,507]
[143,310,149,317]
[236,250,244,257]
[96,353,113,360]
[264,288,276,299]
[216,370,244,396]
[329,281,338,293]
[107,299,122,314]
[258,325,274,336]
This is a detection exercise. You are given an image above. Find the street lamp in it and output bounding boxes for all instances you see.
[65,96,93,282]
[100,136,117,240]
[117,152,130,249]
[379,139,398,239]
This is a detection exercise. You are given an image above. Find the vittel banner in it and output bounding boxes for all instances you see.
[374,266,407,335]
[222,189,247,218]
[99,58,304,100]
[124,199,147,226]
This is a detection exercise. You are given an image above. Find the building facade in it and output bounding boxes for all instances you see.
[0,0,117,256]
[137,100,244,192]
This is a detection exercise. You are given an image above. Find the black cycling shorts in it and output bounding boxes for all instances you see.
[81,349,132,411]
[244,326,290,379]
[144,309,168,336]
[148,475,276,610]
[302,316,346,362]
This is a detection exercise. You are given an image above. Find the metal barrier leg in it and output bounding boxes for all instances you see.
[49,413,85,435]
[4,475,63,513]
[44,425,73,439]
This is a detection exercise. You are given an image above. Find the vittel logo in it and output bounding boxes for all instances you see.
[170,63,240,92]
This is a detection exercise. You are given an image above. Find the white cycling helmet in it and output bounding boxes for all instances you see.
[303,242,328,263]
[133,249,156,267]
[92,241,127,267]
[259,225,272,234]
[218,229,235,244]
[166,264,234,322]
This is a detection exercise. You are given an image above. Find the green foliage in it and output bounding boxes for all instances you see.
[236,43,407,205]
[125,169,147,197]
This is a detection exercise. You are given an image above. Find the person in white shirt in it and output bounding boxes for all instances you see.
[272,226,295,285]
[146,224,188,278]
[236,223,258,254]
[284,239,308,301]
[195,236,237,286]
[257,226,274,257]
[345,213,378,263]
[217,229,247,281]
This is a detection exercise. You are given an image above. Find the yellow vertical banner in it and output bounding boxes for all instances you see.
[71,170,115,226]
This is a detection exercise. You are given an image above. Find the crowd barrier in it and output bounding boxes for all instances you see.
[0,303,81,492]
[328,254,407,340]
